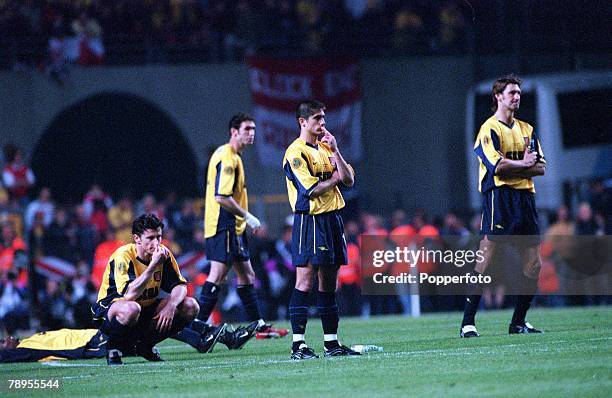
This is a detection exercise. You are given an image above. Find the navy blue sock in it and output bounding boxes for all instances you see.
[237,284,262,322]
[172,327,202,349]
[512,275,538,325]
[103,317,134,351]
[317,291,340,350]
[188,319,210,334]
[461,271,483,327]
[198,281,220,321]
[289,288,310,346]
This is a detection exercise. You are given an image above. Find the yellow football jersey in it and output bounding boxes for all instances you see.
[205,144,248,238]
[283,138,350,214]
[17,329,100,351]
[474,116,546,193]
[96,243,186,309]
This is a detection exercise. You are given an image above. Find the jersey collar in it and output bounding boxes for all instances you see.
[299,138,318,149]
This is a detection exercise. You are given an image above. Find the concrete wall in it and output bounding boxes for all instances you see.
[0,57,472,223]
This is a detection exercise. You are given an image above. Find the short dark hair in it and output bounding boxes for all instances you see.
[295,100,326,123]
[491,75,522,111]
[228,113,254,135]
[132,214,164,236]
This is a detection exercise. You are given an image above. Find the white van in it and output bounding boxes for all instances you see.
[465,71,612,210]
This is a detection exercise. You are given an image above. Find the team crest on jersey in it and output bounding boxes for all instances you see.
[224,166,233,175]
[292,158,302,168]
[154,271,161,282]
[117,262,127,273]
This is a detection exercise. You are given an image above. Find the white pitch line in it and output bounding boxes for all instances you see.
[39,335,611,381]
[42,362,102,367]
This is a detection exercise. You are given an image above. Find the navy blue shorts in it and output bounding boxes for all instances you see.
[292,211,348,267]
[205,229,250,263]
[92,298,162,326]
[480,186,540,244]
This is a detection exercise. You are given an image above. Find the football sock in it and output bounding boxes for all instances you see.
[172,327,201,349]
[324,334,340,350]
[188,319,210,334]
[236,284,262,322]
[511,275,538,325]
[198,281,220,321]
[103,317,134,351]
[144,316,191,346]
[292,340,306,352]
[461,271,483,327]
[317,290,339,349]
[289,289,309,340]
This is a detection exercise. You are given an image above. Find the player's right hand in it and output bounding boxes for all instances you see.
[151,246,169,266]
[522,147,537,167]
[245,212,261,230]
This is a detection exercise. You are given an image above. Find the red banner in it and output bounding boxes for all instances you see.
[247,57,363,165]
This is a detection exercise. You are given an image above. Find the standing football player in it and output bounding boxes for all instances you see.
[283,100,360,359]
[460,75,546,338]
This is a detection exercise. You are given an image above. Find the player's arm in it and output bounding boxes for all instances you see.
[495,149,538,178]
[154,284,187,333]
[514,162,546,178]
[123,247,168,301]
[214,159,260,229]
[496,127,545,178]
[155,252,188,332]
[321,128,354,187]
[309,172,341,198]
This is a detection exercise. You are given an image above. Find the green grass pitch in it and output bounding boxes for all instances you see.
[2,306,611,397]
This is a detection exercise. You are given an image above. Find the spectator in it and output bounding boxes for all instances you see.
[71,10,105,65]
[24,186,55,233]
[72,205,97,264]
[107,195,134,243]
[173,199,198,251]
[43,207,72,260]
[135,193,159,218]
[575,202,602,236]
[391,6,427,54]
[91,228,123,290]
[436,0,466,53]
[37,279,69,330]
[0,271,30,335]
[2,145,35,207]
[0,221,28,282]
[82,184,113,220]
[89,199,109,236]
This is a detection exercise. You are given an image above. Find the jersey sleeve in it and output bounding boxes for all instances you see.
[160,250,187,293]
[214,155,236,197]
[112,253,135,296]
[284,147,319,196]
[474,126,503,174]
[530,127,546,165]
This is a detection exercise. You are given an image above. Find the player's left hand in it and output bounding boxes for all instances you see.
[320,128,338,152]
[153,303,177,333]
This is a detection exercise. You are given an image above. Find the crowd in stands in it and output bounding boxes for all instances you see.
[0,143,610,337]
[1,0,471,75]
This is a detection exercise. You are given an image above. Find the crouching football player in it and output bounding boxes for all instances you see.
[92,214,199,365]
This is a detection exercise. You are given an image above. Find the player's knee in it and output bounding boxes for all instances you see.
[180,297,199,320]
[524,259,542,279]
[119,301,141,326]
[295,276,313,291]
[238,268,256,284]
